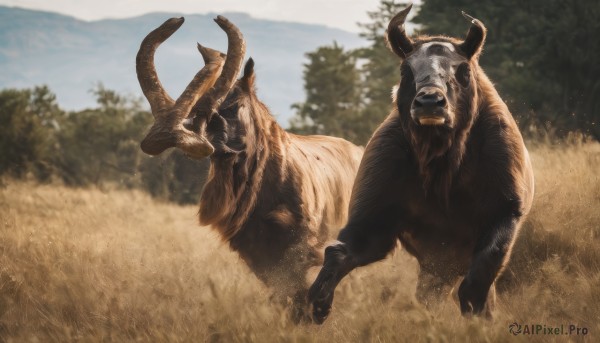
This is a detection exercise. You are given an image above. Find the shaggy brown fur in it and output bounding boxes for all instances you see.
[136,17,362,322]
[199,63,361,294]
[308,5,534,323]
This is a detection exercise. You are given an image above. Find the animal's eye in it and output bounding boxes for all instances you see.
[400,64,415,85]
[455,62,471,88]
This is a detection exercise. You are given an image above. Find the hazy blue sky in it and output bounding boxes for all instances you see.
[0,0,401,32]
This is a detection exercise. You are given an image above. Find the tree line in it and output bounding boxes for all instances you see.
[0,85,208,204]
[2,0,598,202]
[290,0,600,144]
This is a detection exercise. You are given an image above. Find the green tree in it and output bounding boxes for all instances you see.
[357,1,411,140]
[0,86,63,179]
[290,1,412,145]
[55,84,151,186]
[289,42,363,143]
[414,0,600,139]
[0,83,209,204]
[139,150,210,204]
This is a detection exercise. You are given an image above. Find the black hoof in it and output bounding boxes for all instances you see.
[312,295,333,324]
[308,244,351,324]
[458,277,487,316]
[308,271,335,324]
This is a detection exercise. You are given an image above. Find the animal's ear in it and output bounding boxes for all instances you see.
[385,4,414,59]
[240,58,255,94]
[458,12,487,60]
[455,62,471,88]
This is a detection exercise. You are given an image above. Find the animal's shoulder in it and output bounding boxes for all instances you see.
[287,134,363,171]
[347,114,415,217]
[465,109,531,211]
[362,112,410,164]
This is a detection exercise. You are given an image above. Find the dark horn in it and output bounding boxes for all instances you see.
[385,4,414,59]
[459,11,487,59]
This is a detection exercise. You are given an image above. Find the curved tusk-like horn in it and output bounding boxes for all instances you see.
[385,4,414,59]
[458,11,487,59]
[137,17,226,159]
[192,15,247,125]
[136,17,183,114]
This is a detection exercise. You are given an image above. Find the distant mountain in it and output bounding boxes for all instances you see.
[0,6,366,126]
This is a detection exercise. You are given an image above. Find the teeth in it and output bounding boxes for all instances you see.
[419,117,445,125]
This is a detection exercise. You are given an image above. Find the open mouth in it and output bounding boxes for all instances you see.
[418,116,446,125]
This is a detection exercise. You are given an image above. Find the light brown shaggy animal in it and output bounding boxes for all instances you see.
[136,16,362,321]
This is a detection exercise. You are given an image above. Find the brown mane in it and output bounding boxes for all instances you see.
[136,17,363,322]
[309,6,534,324]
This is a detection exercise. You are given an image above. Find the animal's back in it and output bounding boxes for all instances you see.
[288,134,363,233]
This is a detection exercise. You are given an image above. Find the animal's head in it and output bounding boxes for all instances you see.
[387,4,486,136]
[136,15,258,160]
[202,57,272,157]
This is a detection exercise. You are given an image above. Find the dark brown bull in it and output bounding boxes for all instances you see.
[308,5,534,323]
[136,16,362,321]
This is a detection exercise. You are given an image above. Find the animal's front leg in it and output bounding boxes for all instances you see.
[307,243,354,323]
[308,224,397,323]
[458,215,519,316]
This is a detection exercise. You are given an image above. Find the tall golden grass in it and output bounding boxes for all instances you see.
[1,141,599,342]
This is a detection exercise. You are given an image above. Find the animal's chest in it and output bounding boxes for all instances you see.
[227,183,320,281]
[395,164,484,267]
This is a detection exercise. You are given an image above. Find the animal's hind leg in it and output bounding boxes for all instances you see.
[282,243,322,324]
[290,288,312,324]
[415,268,456,310]
[484,283,496,318]
[267,281,312,323]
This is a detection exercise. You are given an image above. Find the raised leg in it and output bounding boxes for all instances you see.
[458,215,518,316]
[307,243,353,323]
[308,224,397,324]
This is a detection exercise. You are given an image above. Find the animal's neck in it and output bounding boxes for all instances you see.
[198,100,285,240]
[410,67,493,203]
[411,128,462,204]
[409,112,475,206]
[472,67,506,117]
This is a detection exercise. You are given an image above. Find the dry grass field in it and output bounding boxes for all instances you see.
[1,141,599,342]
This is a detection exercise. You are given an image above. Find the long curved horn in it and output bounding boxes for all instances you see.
[172,44,225,121]
[385,4,414,59]
[192,15,246,126]
[136,17,225,158]
[459,12,487,59]
[136,17,182,113]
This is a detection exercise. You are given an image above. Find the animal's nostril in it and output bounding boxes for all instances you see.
[414,93,446,108]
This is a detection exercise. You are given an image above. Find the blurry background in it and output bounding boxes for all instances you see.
[2,0,597,202]
[0,1,599,341]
